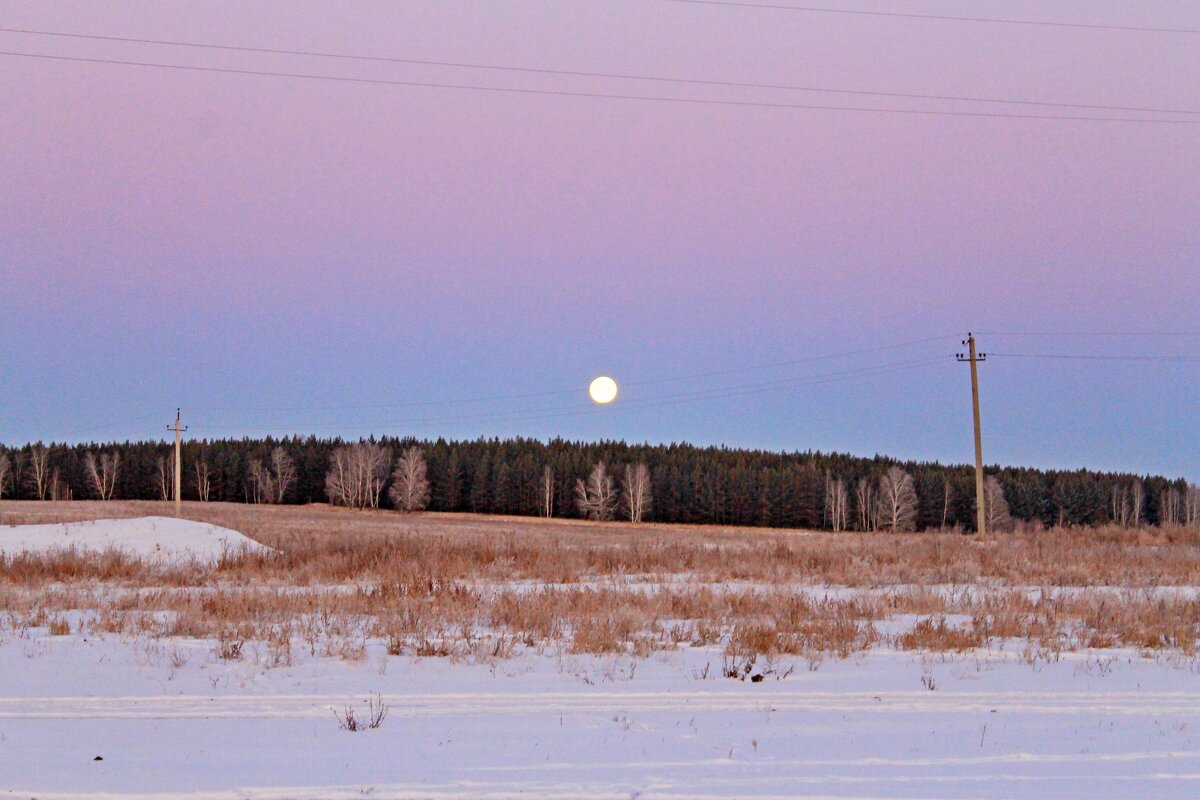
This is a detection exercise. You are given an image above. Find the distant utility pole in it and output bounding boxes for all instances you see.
[167,409,187,517]
[956,334,987,538]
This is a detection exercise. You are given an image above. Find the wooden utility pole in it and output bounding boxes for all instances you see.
[167,409,187,518]
[957,335,987,537]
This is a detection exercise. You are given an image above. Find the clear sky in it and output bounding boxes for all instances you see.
[2,1,1197,478]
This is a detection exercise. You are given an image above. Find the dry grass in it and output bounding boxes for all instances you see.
[3,500,1200,663]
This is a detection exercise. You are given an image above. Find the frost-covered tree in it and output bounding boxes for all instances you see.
[270,447,296,503]
[1185,483,1200,528]
[155,455,174,502]
[876,466,918,532]
[983,476,1012,533]
[28,445,51,501]
[247,458,273,504]
[622,463,652,523]
[389,447,431,513]
[325,442,391,509]
[0,450,12,500]
[193,459,212,502]
[1130,479,1144,527]
[855,477,877,531]
[825,474,849,532]
[576,461,617,521]
[1160,486,1182,527]
[539,465,555,518]
[84,450,120,500]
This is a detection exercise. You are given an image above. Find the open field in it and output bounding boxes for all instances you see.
[3,501,1200,798]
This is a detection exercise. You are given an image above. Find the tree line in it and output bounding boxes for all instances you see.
[0,437,1196,531]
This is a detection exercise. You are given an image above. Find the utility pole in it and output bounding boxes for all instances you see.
[167,409,187,518]
[956,335,987,538]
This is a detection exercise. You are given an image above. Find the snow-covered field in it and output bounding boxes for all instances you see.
[3,631,1199,799]
[3,510,1200,798]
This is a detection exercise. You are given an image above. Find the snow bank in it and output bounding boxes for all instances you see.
[0,516,272,563]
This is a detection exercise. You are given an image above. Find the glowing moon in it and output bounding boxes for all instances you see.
[589,376,618,404]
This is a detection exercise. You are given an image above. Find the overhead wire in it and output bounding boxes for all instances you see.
[195,357,951,431]
[987,353,1200,362]
[1,413,171,457]
[9,339,1196,443]
[185,355,951,435]
[1,51,1196,124]
[665,0,1200,35]
[5,338,960,442]
[2,27,1196,117]
[975,331,1200,337]
[190,334,961,413]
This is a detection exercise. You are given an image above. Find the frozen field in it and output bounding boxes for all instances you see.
[3,502,1200,799]
[3,631,1199,799]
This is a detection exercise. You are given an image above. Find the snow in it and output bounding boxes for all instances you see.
[3,520,1197,798]
[2,630,1199,799]
[0,516,271,563]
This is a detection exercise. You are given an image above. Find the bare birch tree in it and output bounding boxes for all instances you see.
[1111,484,1131,527]
[622,462,652,523]
[1110,481,1148,527]
[271,447,295,503]
[0,451,11,500]
[247,458,274,504]
[194,459,212,502]
[876,466,918,532]
[84,453,102,500]
[28,445,51,501]
[248,448,297,504]
[325,442,391,510]
[855,477,877,531]
[825,474,849,532]
[389,446,431,512]
[575,461,617,521]
[1186,483,1200,528]
[941,479,953,529]
[1130,479,1144,527]
[102,451,120,500]
[48,468,69,501]
[539,465,555,518]
[84,451,120,500]
[325,448,356,508]
[983,475,1012,533]
[1160,486,1181,526]
[155,455,174,502]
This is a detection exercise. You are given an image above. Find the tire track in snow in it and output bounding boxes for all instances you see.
[3,689,1199,719]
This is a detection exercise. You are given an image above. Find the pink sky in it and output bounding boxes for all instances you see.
[2,1,1198,475]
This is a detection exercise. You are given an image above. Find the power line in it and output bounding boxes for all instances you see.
[3,27,1196,117]
[0,413,174,459]
[197,357,950,429]
[666,0,1200,35]
[187,356,951,434]
[190,334,959,414]
[0,338,959,440]
[2,50,1196,124]
[988,353,1200,362]
[976,331,1200,337]
[4,412,163,447]
[629,334,959,387]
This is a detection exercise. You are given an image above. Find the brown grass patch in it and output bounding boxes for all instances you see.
[3,501,1199,661]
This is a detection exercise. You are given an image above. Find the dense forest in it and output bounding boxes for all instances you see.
[1,436,1196,532]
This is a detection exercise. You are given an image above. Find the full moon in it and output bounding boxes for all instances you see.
[589,376,618,404]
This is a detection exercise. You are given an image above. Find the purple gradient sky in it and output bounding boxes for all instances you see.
[2,1,1198,477]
